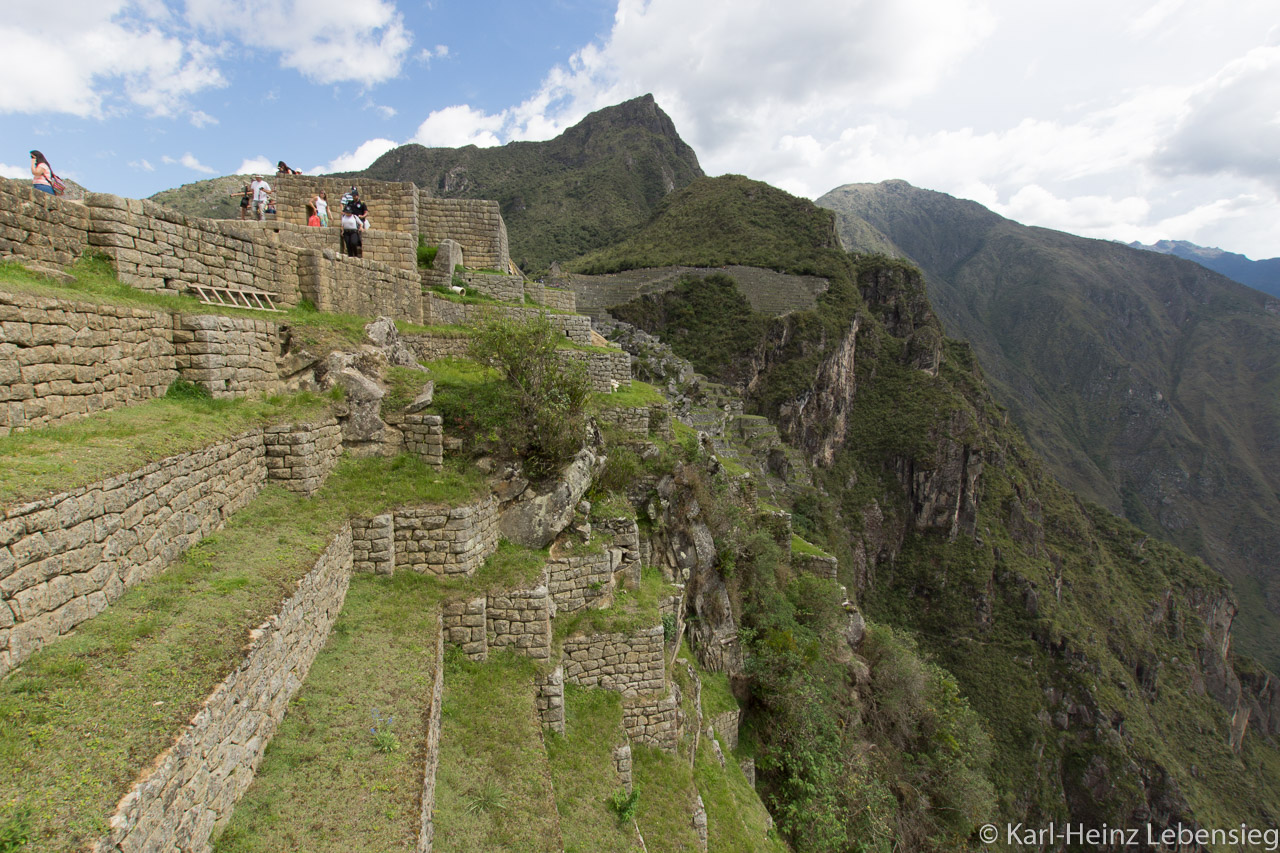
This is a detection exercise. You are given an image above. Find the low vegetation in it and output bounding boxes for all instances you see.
[214,573,442,852]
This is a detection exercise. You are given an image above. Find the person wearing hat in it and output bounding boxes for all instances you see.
[249,175,273,221]
[340,187,368,258]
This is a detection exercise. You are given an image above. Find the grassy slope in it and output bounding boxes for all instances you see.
[0,486,345,851]
[214,573,441,853]
[817,180,1280,669]
[593,174,1280,843]
[432,650,562,852]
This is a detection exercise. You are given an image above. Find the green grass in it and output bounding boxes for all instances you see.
[0,486,346,852]
[213,573,442,853]
[553,567,669,644]
[320,454,487,516]
[694,735,789,853]
[630,745,702,851]
[678,642,739,719]
[381,365,433,414]
[0,390,334,507]
[432,650,562,852]
[789,534,832,559]
[543,686,639,853]
[589,380,665,411]
[433,540,548,600]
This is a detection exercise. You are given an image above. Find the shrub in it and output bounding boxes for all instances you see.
[468,312,591,480]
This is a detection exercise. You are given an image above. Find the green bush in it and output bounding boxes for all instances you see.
[468,312,591,480]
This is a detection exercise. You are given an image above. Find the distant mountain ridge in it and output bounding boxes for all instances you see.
[818,179,1280,669]
[347,94,704,272]
[1130,238,1280,298]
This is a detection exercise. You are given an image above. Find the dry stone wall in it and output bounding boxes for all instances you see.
[0,179,90,269]
[273,220,417,272]
[420,199,509,272]
[416,617,446,853]
[174,314,282,399]
[0,431,266,676]
[296,248,423,324]
[83,194,302,306]
[92,526,354,853]
[558,348,632,393]
[423,295,592,344]
[535,664,566,734]
[351,513,395,575]
[562,625,665,693]
[486,576,552,660]
[394,497,499,576]
[547,548,619,613]
[402,414,444,469]
[0,290,177,436]
[271,175,420,236]
[462,271,523,303]
[621,687,679,752]
[442,595,487,660]
[262,419,343,496]
[793,552,838,581]
[402,334,469,362]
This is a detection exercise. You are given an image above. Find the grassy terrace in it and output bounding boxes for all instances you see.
[432,650,562,852]
[213,572,441,853]
[0,255,469,356]
[552,566,670,647]
[0,388,333,507]
[214,540,545,852]
[544,686,638,853]
[0,456,487,851]
[0,485,343,851]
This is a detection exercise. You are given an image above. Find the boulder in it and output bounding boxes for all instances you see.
[498,449,603,548]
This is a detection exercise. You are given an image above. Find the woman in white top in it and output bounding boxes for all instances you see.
[312,191,329,227]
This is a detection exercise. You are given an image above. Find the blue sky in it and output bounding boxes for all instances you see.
[4,0,1280,260]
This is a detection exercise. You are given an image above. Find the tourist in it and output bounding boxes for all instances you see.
[276,160,302,175]
[341,187,367,258]
[249,175,273,221]
[29,151,55,195]
[312,191,330,227]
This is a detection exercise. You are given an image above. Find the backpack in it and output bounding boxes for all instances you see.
[48,172,65,196]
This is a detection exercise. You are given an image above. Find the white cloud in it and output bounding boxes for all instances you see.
[235,157,276,175]
[129,159,156,172]
[163,153,216,173]
[189,110,218,128]
[317,138,399,173]
[0,163,28,180]
[418,44,449,64]
[184,0,413,85]
[412,106,504,148]
[0,1,225,118]
[1156,45,1280,192]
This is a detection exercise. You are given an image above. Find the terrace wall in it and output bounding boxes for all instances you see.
[92,526,354,852]
[0,290,177,436]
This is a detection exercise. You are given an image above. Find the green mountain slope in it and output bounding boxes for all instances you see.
[589,174,1280,847]
[348,94,704,272]
[816,180,1280,669]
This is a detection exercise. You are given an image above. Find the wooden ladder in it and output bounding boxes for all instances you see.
[190,284,281,312]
